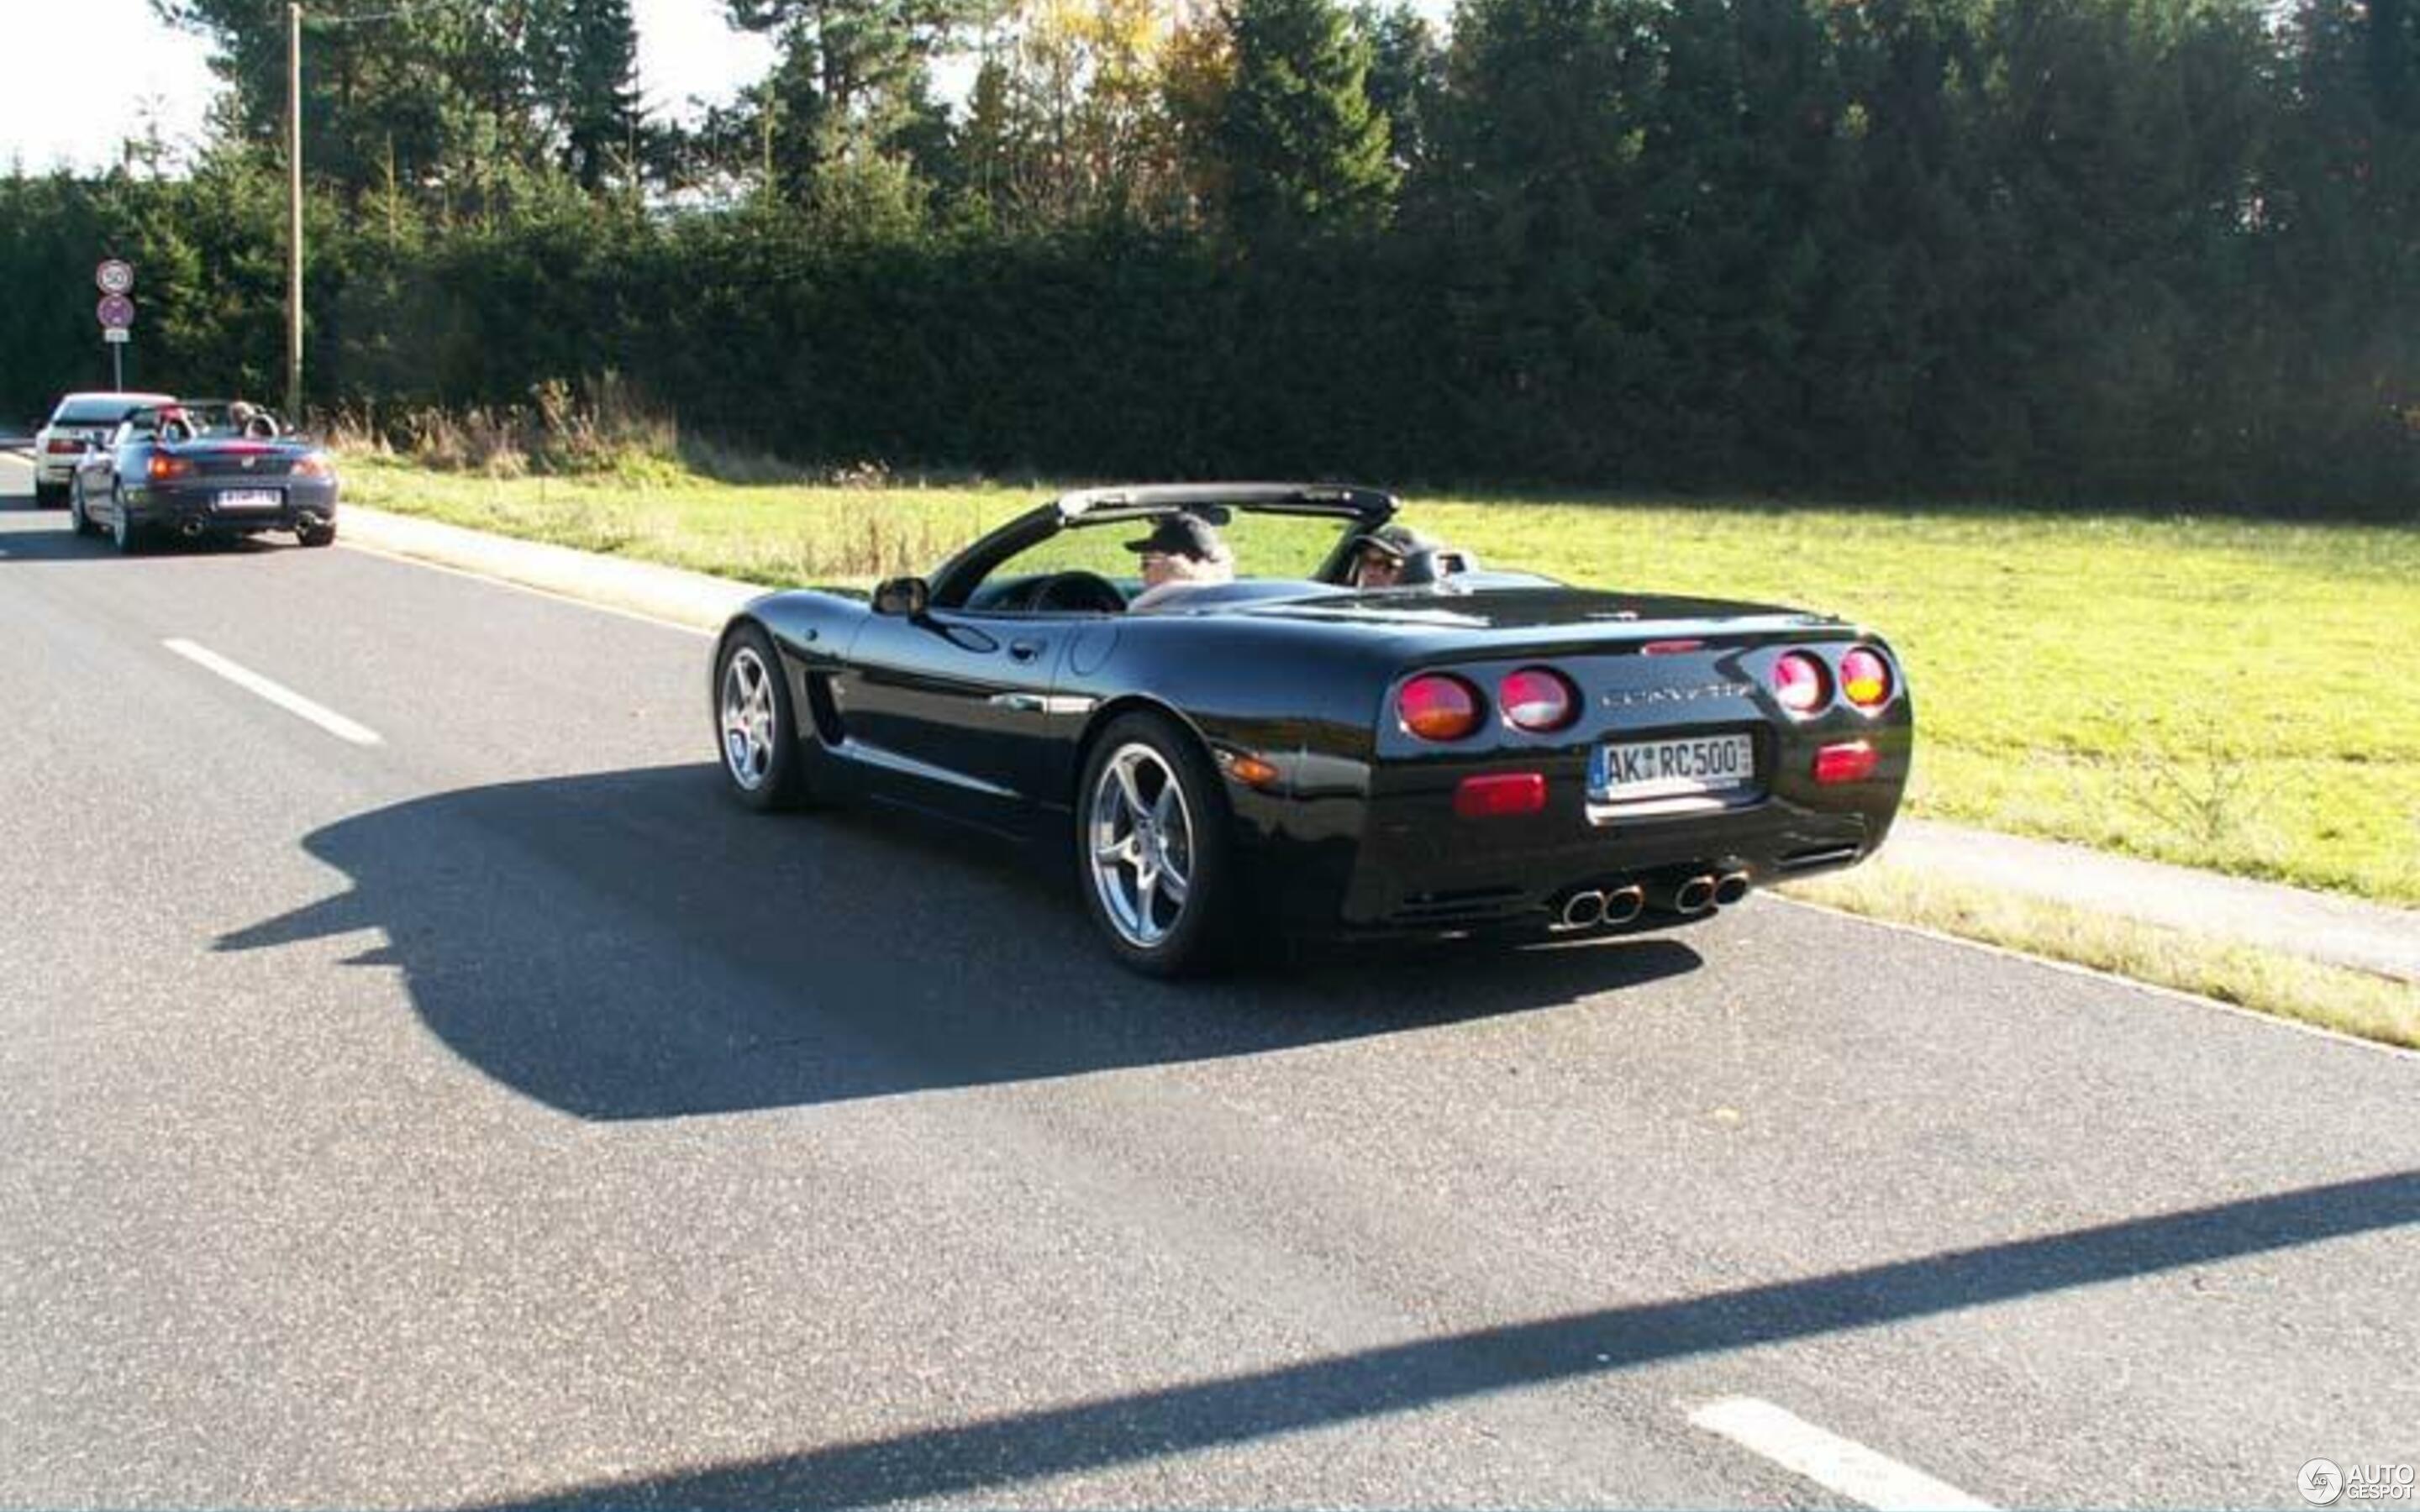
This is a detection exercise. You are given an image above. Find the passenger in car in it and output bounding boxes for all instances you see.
[1349,524,1431,588]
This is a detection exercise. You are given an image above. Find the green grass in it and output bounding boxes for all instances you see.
[339,455,2420,907]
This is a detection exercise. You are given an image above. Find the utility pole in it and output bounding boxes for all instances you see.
[287,0,303,424]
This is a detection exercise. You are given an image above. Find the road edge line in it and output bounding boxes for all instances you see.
[1770,895,2420,1062]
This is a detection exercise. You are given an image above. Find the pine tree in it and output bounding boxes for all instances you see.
[1214,0,1397,241]
[556,0,641,192]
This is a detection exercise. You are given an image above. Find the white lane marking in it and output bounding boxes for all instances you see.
[162,638,384,747]
[1689,1396,1994,1511]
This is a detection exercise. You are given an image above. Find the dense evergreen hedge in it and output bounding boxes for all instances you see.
[4,0,2414,518]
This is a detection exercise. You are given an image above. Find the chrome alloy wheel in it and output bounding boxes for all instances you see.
[1086,742,1195,948]
[719,646,779,791]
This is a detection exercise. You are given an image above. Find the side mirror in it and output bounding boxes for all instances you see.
[873,576,931,617]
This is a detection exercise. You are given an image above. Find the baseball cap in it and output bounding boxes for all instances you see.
[1124,513,1227,560]
[1352,523,1428,561]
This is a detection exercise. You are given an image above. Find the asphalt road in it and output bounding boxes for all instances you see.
[3,453,2416,1509]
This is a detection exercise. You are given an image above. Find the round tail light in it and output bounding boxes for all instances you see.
[1398,674,1482,742]
[1770,650,1830,715]
[1840,647,1893,710]
[1499,667,1577,732]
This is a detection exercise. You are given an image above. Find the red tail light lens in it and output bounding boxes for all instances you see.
[290,453,334,479]
[1770,651,1830,715]
[1813,740,1879,785]
[1455,772,1547,817]
[47,438,82,454]
[1398,674,1482,742]
[148,454,194,480]
[1840,648,1893,710]
[1498,667,1577,732]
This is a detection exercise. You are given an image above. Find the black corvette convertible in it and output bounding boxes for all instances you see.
[713,484,1912,974]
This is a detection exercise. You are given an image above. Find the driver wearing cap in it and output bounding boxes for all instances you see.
[1125,512,1235,611]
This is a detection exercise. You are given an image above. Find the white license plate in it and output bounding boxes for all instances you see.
[216,489,281,511]
[1590,732,1756,801]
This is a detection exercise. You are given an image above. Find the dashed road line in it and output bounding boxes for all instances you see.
[162,637,384,747]
[1688,1395,1994,1510]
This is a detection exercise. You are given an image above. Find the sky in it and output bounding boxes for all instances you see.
[0,0,779,176]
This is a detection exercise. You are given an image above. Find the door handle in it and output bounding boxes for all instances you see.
[1008,639,1044,663]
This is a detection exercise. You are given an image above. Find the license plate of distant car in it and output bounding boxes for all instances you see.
[1589,732,1755,802]
[216,490,280,511]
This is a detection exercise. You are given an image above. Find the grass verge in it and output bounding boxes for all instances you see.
[1782,861,2420,1051]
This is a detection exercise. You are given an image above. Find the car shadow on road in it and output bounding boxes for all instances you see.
[0,517,302,561]
[463,1166,2420,1509]
[216,763,1703,1121]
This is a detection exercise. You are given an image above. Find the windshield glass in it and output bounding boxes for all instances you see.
[989,509,1352,591]
[54,398,165,426]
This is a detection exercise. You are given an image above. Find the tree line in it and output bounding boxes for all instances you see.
[3,0,2414,516]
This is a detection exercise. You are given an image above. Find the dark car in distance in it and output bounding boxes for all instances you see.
[713,483,1913,975]
[68,402,339,553]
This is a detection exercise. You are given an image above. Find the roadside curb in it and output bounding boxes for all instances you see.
[340,504,760,633]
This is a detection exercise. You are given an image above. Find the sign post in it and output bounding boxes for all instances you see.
[95,261,136,389]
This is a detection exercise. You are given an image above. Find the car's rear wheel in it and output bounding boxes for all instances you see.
[34,480,65,510]
[1078,713,1234,977]
[298,521,336,548]
[715,624,810,811]
[109,489,141,555]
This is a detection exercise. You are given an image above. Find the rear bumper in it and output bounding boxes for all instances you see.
[1232,727,1910,937]
[124,480,339,533]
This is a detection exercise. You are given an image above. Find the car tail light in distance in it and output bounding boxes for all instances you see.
[1770,651,1829,715]
[1840,647,1893,710]
[1499,667,1577,732]
[290,453,334,479]
[1812,740,1878,785]
[47,438,81,454]
[1455,772,1546,818]
[1398,674,1482,742]
[148,455,194,480]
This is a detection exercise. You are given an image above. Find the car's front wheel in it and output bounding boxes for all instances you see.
[68,479,97,537]
[714,623,811,811]
[1077,713,1234,977]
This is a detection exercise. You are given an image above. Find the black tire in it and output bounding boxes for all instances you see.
[1075,711,1235,977]
[68,479,97,537]
[298,521,337,548]
[713,622,812,811]
[34,480,66,510]
[109,489,142,555]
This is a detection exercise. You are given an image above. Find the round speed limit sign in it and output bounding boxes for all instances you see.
[96,259,134,296]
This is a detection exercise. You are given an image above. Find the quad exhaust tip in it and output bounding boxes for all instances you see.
[1602,884,1646,926]
[1558,890,1607,930]
[1712,870,1752,906]
[1672,874,1718,914]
